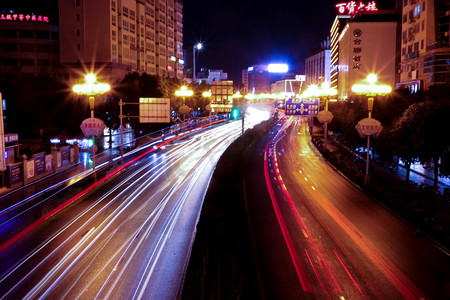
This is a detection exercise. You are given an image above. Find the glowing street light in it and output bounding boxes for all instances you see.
[193,43,202,83]
[300,82,337,148]
[175,86,194,121]
[352,73,392,186]
[72,73,110,171]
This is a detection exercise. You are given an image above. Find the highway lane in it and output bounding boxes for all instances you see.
[0,117,264,300]
[247,116,449,299]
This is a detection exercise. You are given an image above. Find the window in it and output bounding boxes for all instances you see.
[51,32,59,40]
[422,20,425,30]
[112,15,116,26]
[403,0,408,7]
[20,58,35,66]
[130,23,136,33]
[76,29,81,36]
[414,5,420,17]
[402,47,406,56]
[77,44,81,51]
[421,39,424,49]
[112,30,116,41]
[112,0,116,11]
[2,30,17,38]
[130,10,135,20]
[36,45,50,52]
[122,7,129,17]
[20,44,34,52]
[76,0,79,7]
[37,59,50,66]
[403,14,407,23]
[422,2,425,11]
[3,44,17,52]
[4,58,18,66]
[123,34,129,45]
[123,20,129,31]
[19,30,33,38]
[36,31,50,39]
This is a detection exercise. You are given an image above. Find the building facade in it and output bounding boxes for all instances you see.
[398,0,450,91]
[305,38,331,86]
[330,15,351,90]
[338,19,398,100]
[210,81,233,113]
[59,0,184,82]
[0,12,59,81]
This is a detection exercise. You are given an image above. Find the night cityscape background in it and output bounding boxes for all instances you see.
[0,0,449,299]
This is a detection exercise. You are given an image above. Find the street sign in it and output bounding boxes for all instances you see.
[317,110,334,123]
[80,117,105,137]
[285,98,319,116]
[355,118,383,137]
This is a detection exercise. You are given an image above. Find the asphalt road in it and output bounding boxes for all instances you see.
[245,116,450,299]
[0,119,252,299]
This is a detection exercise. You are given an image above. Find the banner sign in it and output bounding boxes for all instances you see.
[34,152,45,175]
[7,163,22,186]
[285,98,320,116]
[61,146,70,166]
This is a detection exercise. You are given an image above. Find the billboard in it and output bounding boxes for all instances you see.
[139,98,170,123]
[285,98,320,116]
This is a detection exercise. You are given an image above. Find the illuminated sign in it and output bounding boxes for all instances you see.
[295,75,306,81]
[178,59,184,65]
[0,13,49,22]
[336,1,378,15]
[285,98,319,116]
[268,63,288,73]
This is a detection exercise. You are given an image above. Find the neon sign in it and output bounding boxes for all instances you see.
[0,14,49,22]
[336,1,378,15]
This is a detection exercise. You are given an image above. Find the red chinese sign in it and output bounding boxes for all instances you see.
[0,14,49,22]
[336,1,378,15]
[80,118,105,137]
[355,118,382,137]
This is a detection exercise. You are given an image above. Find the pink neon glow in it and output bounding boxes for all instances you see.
[335,1,378,14]
[264,134,312,293]
[334,250,366,297]
[0,14,49,22]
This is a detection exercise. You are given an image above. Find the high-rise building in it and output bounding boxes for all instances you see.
[0,12,59,81]
[59,0,184,82]
[398,0,450,91]
[338,12,399,100]
[330,15,351,90]
[305,38,331,86]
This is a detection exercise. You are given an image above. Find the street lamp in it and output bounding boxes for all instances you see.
[299,82,337,148]
[175,86,194,121]
[352,73,392,186]
[72,73,110,170]
[193,43,202,83]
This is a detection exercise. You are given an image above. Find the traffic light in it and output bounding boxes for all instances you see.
[231,107,239,120]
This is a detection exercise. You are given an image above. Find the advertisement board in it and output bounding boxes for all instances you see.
[34,152,45,175]
[7,162,22,187]
[61,146,70,166]
[139,98,170,123]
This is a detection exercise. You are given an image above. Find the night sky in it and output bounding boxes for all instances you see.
[8,0,397,84]
[184,0,398,83]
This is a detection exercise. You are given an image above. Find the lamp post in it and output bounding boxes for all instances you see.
[73,73,110,171]
[300,82,337,148]
[352,74,391,186]
[193,43,202,83]
[175,86,194,121]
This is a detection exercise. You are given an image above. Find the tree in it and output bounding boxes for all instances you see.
[390,102,424,181]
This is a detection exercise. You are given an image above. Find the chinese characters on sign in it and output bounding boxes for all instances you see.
[0,14,49,22]
[336,1,378,15]
[285,98,320,116]
[352,29,363,70]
